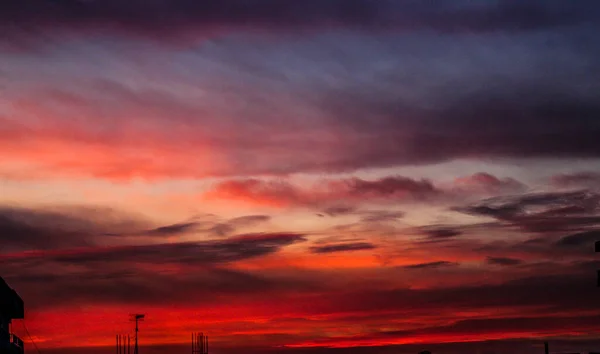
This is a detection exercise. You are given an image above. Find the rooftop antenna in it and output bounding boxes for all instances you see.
[130,314,145,354]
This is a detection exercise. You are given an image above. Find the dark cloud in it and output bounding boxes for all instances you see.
[0,232,307,307]
[551,172,600,189]
[143,221,200,236]
[6,265,312,308]
[2,0,598,44]
[422,227,462,240]
[48,232,306,266]
[359,210,405,223]
[0,205,147,251]
[487,257,523,266]
[345,176,440,200]
[327,314,600,347]
[310,69,600,172]
[0,204,275,253]
[454,190,600,233]
[555,230,600,248]
[402,261,458,270]
[314,263,600,317]
[4,35,600,179]
[208,215,271,237]
[310,242,376,254]
[322,206,356,217]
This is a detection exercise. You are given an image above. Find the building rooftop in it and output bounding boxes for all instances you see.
[0,277,24,320]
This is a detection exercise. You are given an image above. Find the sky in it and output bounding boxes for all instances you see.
[1,1,600,353]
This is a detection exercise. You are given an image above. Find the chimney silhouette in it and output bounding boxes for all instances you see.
[545,341,549,354]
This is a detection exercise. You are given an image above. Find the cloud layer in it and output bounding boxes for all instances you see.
[2,1,600,353]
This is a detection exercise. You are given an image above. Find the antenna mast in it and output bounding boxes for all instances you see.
[129,314,145,354]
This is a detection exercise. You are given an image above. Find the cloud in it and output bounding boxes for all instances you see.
[2,0,597,45]
[4,241,600,348]
[359,210,405,223]
[310,242,376,254]
[322,206,357,217]
[205,176,443,208]
[302,314,600,348]
[422,227,463,240]
[0,203,276,254]
[551,172,600,189]
[454,190,600,233]
[0,232,307,307]
[208,215,271,237]
[402,261,458,270]
[141,221,201,237]
[486,257,523,266]
[555,230,600,248]
[46,232,306,266]
[3,25,600,180]
[453,173,526,195]
[0,205,148,251]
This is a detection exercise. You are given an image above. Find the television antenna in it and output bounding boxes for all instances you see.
[129,314,145,354]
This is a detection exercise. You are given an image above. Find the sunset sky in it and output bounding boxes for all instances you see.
[1,1,600,354]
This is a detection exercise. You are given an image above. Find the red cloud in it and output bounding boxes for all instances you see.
[204,176,442,208]
[453,173,526,195]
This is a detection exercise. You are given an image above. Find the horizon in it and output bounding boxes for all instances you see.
[1,1,600,353]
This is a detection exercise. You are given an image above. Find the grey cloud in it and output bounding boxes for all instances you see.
[2,0,598,44]
[48,232,305,266]
[0,232,307,307]
[359,210,405,223]
[552,172,600,189]
[208,215,271,237]
[0,205,148,252]
[310,242,376,254]
[454,190,600,233]
[423,227,462,240]
[322,206,357,217]
[555,230,600,248]
[487,257,523,266]
[402,261,458,270]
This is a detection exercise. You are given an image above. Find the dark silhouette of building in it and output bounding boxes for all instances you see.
[419,351,432,354]
[596,241,600,286]
[0,277,24,354]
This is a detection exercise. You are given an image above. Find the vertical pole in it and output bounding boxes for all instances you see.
[135,318,139,354]
[544,341,549,354]
[206,335,208,354]
[128,335,131,354]
[116,335,118,354]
